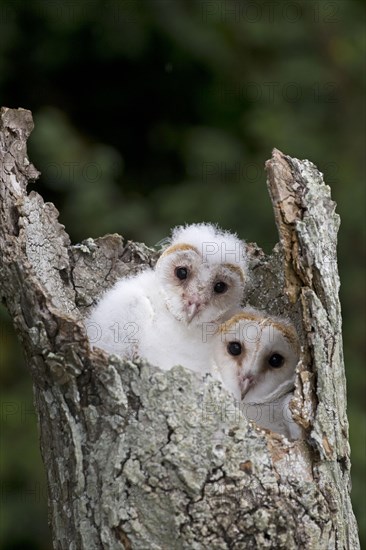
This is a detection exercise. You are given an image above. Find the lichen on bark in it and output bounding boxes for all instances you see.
[0,108,359,549]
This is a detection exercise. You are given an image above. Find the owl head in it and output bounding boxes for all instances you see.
[214,309,300,402]
[155,223,247,325]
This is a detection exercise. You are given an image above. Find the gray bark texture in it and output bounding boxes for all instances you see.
[0,107,360,549]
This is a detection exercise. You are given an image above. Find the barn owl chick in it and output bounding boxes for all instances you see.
[155,223,246,325]
[86,223,247,373]
[212,309,302,439]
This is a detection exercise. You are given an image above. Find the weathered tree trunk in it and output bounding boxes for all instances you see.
[0,107,359,549]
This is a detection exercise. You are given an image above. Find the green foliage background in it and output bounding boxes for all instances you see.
[0,1,365,548]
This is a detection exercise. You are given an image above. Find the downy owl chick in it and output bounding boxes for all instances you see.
[86,223,247,373]
[212,308,302,439]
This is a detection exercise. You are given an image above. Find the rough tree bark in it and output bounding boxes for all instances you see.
[0,107,360,549]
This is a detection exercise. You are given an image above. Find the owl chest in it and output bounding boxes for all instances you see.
[139,315,210,373]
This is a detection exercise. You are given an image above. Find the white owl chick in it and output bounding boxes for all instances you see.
[86,223,247,373]
[212,309,302,439]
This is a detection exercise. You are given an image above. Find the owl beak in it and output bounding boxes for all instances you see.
[186,302,199,322]
[240,375,254,398]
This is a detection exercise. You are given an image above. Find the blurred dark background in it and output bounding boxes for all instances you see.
[0,0,365,548]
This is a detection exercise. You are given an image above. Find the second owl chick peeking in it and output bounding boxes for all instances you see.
[212,308,302,440]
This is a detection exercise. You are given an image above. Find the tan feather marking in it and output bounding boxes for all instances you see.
[222,263,245,282]
[219,312,262,333]
[220,312,299,351]
[270,320,300,352]
[159,243,200,258]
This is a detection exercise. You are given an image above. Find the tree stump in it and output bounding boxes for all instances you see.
[0,107,360,549]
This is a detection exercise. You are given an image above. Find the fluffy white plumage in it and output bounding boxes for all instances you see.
[212,308,302,439]
[86,223,247,373]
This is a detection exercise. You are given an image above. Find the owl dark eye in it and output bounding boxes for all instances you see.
[227,341,242,356]
[214,281,228,294]
[268,353,284,368]
[175,266,188,280]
